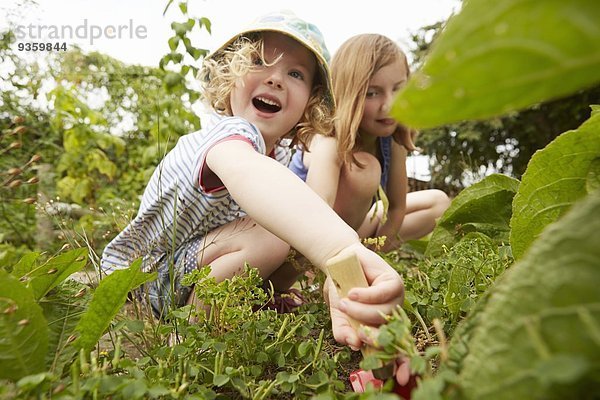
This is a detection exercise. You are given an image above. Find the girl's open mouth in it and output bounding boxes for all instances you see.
[253,96,281,113]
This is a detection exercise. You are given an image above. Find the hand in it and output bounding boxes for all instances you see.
[326,243,404,348]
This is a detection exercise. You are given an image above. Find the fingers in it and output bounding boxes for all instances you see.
[395,357,411,386]
[325,244,405,348]
[347,276,404,305]
[357,325,381,348]
[326,278,361,349]
[339,298,395,326]
[330,305,362,350]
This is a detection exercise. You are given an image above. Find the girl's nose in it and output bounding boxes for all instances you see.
[265,69,284,89]
[382,93,394,112]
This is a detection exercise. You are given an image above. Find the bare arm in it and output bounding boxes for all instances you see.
[304,135,341,207]
[206,139,358,268]
[206,139,404,347]
[376,142,409,251]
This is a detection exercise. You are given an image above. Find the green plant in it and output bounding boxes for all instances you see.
[392,0,600,128]
[392,0,600,397]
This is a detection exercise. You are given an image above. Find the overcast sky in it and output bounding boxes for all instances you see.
[1,0,461,67]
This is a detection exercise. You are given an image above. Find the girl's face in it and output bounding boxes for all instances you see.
[230,32,316,148]
[359,57,408,138]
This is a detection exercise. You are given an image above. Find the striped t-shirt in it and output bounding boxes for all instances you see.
[100,115,291,274]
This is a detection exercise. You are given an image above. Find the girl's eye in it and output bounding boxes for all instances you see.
[253,57,264,66]
[366,90,378,98]
[289,70,304,80]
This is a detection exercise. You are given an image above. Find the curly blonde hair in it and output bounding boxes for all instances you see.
[200,34,334,148]
[331,34,417,166]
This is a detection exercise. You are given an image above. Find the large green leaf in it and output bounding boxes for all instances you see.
[40,280,91,373]
[11,252,42,279]
[0,271,49,381]
[25,248,87,300]
[444,191,600,400]
[73,260,155,353]
[392,0,600,129]
[510,110,600,259]
[425,174,519,257]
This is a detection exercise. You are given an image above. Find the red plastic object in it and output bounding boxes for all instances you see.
[349,368,419,399]
[349,369,384,392]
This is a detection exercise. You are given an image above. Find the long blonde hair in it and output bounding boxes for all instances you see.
[332,34,417,166]
[200,34,334,148]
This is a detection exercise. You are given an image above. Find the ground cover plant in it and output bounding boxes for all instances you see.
[1,0,599,398]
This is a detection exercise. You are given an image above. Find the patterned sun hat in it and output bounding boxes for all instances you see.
[207,10,334,109]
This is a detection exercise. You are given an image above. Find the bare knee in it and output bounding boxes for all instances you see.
[197,218,289,280]
[253,228,290,269]
[430,189,451,217]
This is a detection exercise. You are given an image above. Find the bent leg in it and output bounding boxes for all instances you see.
[193,217,290,282]
[398,189,450,241]
[186,217,291,306]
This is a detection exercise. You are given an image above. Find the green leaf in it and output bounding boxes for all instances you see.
[73,260,155,352]
[164,71,183,88]
[11,252,42,279]
[535,354,590,386]
[426,174,519,257]
[86,148,117,179]
[446,191,600,399]
[586,157,600,193]
[392,0,600,128]
[168,36,180,51]
[41,280,90,372]
[199,17,212,34]
[213,374,229,387]
[171,22,188,36]
[0,271,49,380]
[26,248,87,300]
[16,372,50,391]
[298,341,312,357]
[510,112,600,259]
[122,379,148,399]
[185,18,195,30]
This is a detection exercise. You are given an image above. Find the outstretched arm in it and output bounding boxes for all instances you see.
[206,139,357,266]
[206,140,404,345]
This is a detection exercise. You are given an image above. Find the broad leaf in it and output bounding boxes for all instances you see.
[40,280,91,373]
[445,191,600,399]
[392,0,600,128]
[11,252,42,279]
[0,271,49,380]
[426,174,519,257]
[25,248,88,300]
[73,260,155,352]
[510,111,600,259]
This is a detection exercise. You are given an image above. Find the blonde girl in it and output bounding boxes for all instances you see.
[289,33,450,252]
